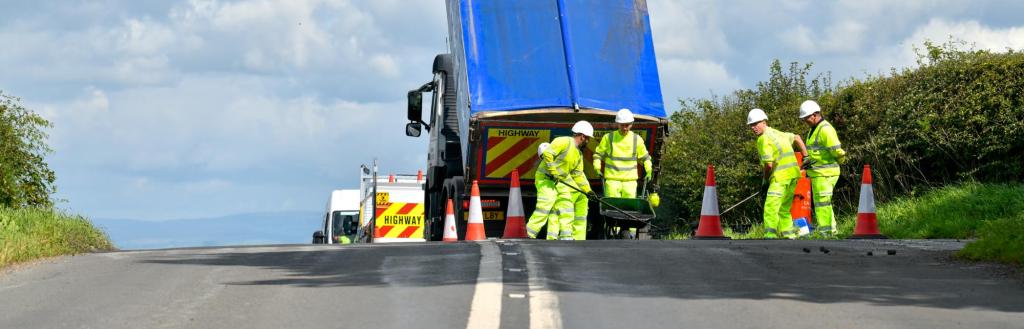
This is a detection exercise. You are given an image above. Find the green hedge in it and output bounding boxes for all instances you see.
[656,44,1024,234]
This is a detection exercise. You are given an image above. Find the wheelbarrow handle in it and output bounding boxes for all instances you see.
[555,179,642,221]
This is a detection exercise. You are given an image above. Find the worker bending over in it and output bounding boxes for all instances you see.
[527,143,560,240]
[540,121,594,240]
[747,108,809,239]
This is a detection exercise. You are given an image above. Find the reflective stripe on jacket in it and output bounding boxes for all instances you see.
[593,130,653,181]
[757,127,801,181]
[805,120,846,177]
[542,136,591,193]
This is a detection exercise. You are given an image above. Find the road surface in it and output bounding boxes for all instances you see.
[1,240,1021,328]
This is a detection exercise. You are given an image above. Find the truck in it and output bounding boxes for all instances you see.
[405,0,669,240]
[361,174,427,243]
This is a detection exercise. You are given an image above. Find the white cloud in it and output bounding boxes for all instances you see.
[658,59,743,105]
[908,19,1024,52]
[782,20,867,55]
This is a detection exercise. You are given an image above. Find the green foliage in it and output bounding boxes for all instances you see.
[657,43,1024,232]
[0,92,56,208]
[836,182,1024,239]
[1,207,114,267]
[827,43,1024,204]
[657,60,832,231]
[958,214,1024,266]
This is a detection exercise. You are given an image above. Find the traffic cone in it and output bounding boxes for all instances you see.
[502,170,528,239]
[694,165,730,240]
[443,199,459,242]
[851,165,887,239]
[465,180,487,241]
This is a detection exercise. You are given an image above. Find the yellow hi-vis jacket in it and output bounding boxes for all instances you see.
[805,120,847,177]
[593,130,652,181]
[757,127,801,181]
[542,136,591,193]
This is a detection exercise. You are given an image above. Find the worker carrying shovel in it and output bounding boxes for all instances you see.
[539,121,595,240]
[747,108,810,239]
[798,100,847,236]
[594,108,653,238]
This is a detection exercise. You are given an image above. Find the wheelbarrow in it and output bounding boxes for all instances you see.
[599,196,656,239]
[555,178,658,240]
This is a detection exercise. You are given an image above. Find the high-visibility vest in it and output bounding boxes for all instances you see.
[805,120,846,177]
[542,136,590,193]
[593,130,652,181]
[757,127,800,181]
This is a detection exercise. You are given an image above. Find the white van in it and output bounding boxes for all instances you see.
[312,189,360,244]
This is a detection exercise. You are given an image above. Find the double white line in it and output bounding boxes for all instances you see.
[466,241,562,329]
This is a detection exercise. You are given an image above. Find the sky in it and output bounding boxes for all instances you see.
[2,0,1023,221]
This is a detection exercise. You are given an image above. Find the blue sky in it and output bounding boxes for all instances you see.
[2,0,1023,221]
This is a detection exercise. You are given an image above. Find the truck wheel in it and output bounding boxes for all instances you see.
[442,176,465,239]
[422,189,439,241]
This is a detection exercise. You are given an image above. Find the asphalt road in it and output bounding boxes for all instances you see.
[1,240,1021,329]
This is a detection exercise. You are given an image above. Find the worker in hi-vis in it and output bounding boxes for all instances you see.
[593,108,652,238]
[798,100,847,236]
[747,108,809,239]
[527,142,560,240]
[541,121,595,240]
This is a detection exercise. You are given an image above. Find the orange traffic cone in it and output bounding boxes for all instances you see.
[695,165,730,240]
[465,180,487,241]
[851,165,887,239]
[443,199,459,242]
[502,170,528,239]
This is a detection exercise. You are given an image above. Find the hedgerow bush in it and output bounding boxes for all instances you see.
[655,43,1024,234]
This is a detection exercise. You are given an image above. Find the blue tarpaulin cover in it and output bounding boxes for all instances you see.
[454,0,665,118]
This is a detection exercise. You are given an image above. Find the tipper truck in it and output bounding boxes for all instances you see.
[405,0,668,240]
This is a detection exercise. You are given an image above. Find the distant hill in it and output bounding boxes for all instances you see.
[92,211,322,250]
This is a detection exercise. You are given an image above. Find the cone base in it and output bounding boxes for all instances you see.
[693,236,732,240]
[849,234,888,239]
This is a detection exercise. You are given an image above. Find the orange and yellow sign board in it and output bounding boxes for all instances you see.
[374,202,424,239]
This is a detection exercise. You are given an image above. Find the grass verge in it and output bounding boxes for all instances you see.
[1,207,114,268]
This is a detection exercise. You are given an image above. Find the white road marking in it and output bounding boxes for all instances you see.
[467,241,502,329]
[525,248,562,329]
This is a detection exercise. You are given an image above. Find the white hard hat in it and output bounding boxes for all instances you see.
[746,108,768,125]
[799,100,821,119]
[571,120,594,137]
[615,108,635,124]
[537,142,551,156]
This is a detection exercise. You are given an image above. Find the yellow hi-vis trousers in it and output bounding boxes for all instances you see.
[764,177,798,239]
[604,180,637,198]
[554,183,588,240]
[527,178,560,240]
[811,175,840,235]
[604,179,638,235]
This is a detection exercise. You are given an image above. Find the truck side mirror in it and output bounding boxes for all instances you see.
[408,90,423,122]
[406,122,422,137]
[312,230,325,244]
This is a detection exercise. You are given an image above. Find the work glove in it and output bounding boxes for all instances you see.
[801,158,817,170]
[761,177,770,193]
[587,191,600,200]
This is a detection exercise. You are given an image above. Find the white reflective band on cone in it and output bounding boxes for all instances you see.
[507,187,523,217]
[701,186,720,216]
[858,184,876,213]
